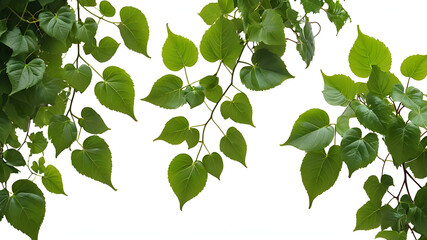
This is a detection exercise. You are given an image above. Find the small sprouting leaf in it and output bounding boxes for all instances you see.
[354,200,382,231]
[349,26,391,78]
[301,145,342,208]
[3,149,26,166]
[400,54,427,80]
[200,16,242,69]
[297,21,315,67]
[199,3,221,25]
[76,17,97,43]
[91,37,119,63]
[321,72,356,106]
[95,66,136,121]
[220,127,247,167]
[248,9,285,46]
[42,165,66,195]
[38,157,46,174]
[407,150,427,179]
[282,109,334,152]
[183,86,205,108]
[202,152,223,180]
[325,0,350,33]
[162,25,198,71]
[240,48,293,91]
[367,66,400,98]
[142,74,185,109]
[118,6,149,57]
[27,132,48,155]
[64,64,92,93]
[301,0,324,13]
[186,128,199,149]
[71,136,115,190]
[6,58,46,95]
[391,84,423,111]
[78,107,110,134]
[385,117,421,166]
[168,154,207,210]
[363,175,393,203]
[413,187,427,236]
[155,116,189,145]
[38,6,76,42]
[340,128,379,177]
[220,92,254,126]
[375,231,407,240]
[355,93,393,134]
[5,179,45,240]
[409,101,427,129]
[48,115,77,157]
[0,27,37,57]
[99,1,116,17]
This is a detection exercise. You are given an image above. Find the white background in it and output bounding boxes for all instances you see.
[2,0,427,239]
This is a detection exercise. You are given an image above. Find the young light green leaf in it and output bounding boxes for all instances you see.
[391,84,423,111]
[363,175,393,203]
[42,165,66,195]
[78,0,96,6]
[202,152,223,180]
[27,132,48,155]
[3,149,26,166]
[407,150,427,179]
[301,0,323,13]
[205,85,223,103]
[0,27,37,57]
[142,74,185,109]
[38,6,76,42]
[118,7,149,57]
[168,154,207,210]
[78,107,110,134]
[409,101,427,129]
[220,92,254,126]
[301,145,342,208]
[367,66,400,98]
[99,1,116,17]
[6,180,45,240]
[71,136,115,190]
[354,200,382,231]
[162,24,198,71]
[198,3,221,25]
[321,71,356,106]
[349,26,391,78]
[375,231,407,240]
[336,115,350,137]
[7,58,45,95]
[282,108,334,152]
[218,0,234,13]
[400,54,427,80]
[297,21,315,67]
[95,66,136,121]
[155,116,189,145]
[91,37,119,63]
[325,0,350,33]
[355,93,393,134]
[220,127,247,167]
[200,16,242,68]
[186,128,199,149]
[340,128,379,177]
[240,48,293,91]
[48,115,77,157]
[64,64,92,93]
[183,86,205,108]
[248,9,285,46]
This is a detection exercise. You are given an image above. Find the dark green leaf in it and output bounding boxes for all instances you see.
[321,72,356,106]
[48,115,77,157]
[409,101,427,129]
[355,200,382,230]
[42,165,66,195]
[168,154,207,210]
[325,0,350,33]
[155,116,189,145]
[3,149,25,166]
[118,6,149,57]
[27,132,48,155]
[38,6,76,42]
[78,107,110,134]
[162,25,198,71]
[64,63,92,93]
[301,0,323,13]
[220,92,254,126]
[76,17,97,43]
[356,93,393,134]
[367,66,400,98]
[99,1,116,17]
[282,108,334,152]
[220,127,247,167]
[199,3,221,25]
[71,136,115,190]
[0,19,6,37]
[407,151,427,179]
[248,9,285,45]
[32,78,64,106]
[375,231,407,240]
[363,175,393,202]
[400,54,427,80]
[0,188,8,220]
[91,37,119,63]
[392,84,423,111]
[34,93,67,127]
[0,160,12,183]
[413,187,427,236]
[297,21,315,67]
[186,128,199,149]
[7,58,45,95]
[142,74,185,109]
[203,152,223,180]
[183,86,205,108]
[0,27,37,57]
[200,75,219,89]
[0,115,12,144]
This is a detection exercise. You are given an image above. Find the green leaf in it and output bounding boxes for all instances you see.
[0,188,8,220]
[91,36,119,63]
[297,21,315,67]
[349,26,392,78]
[340,128,379,177]
[336,115,350,137]
[240,48,293,91]
[400,54,427,80]
[183,86,205,108]
[79,0,96,6]
[95,66,136,121]
[0,27,37,57]
[6,58,46,95]
[32,78,64,106]
[301,0,323,13]
[325,0,350,33]
[409,102,427,129]
[38,6,76,42]
[48,115,77,157]
[220,127,247,167]
[6,179,45,240]
[413,187,427,236]
[27,132,48,155]
[407,151,427,179]
[355,93,393,134]
[142,74,185,109]
[385,117,421,166]
[78,107,110,134]
[301,145,342,208]
[367,66,400,98]
[76,17,97,43]
[0,115,12,144]
[118,6,149,57]
[220,92,254,126]
[186,128,199,149]
[0,160,12,183]
[71,136,115,190]
[248,9,285,46]
[168,154,207,210]
[155,116,189,145]
[282,109,334,152]
[0,19,6,37]
[219,0,234,13]
[162,25,198,71]
[64,63,92,93]
[391,84,423,111]
[199,3,221,25]
[363,175,393,203]
[38,157,46,174]
[321,72,356,106]
[200,75,219,89]
[202,152,223,180]
[42,165,66,195]
[200,16,242,69]
[3,149,25,166]
[205,85,223,103]
[375,231,407,240]
[34,93,67,127]
[99,1,116,17]
[354,200,382,231]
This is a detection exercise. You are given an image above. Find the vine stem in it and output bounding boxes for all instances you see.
[402,163,413,202]
[18,118,31,151]
[79,3,119,25]
[183,66,190,84]
[80,56,103,78]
